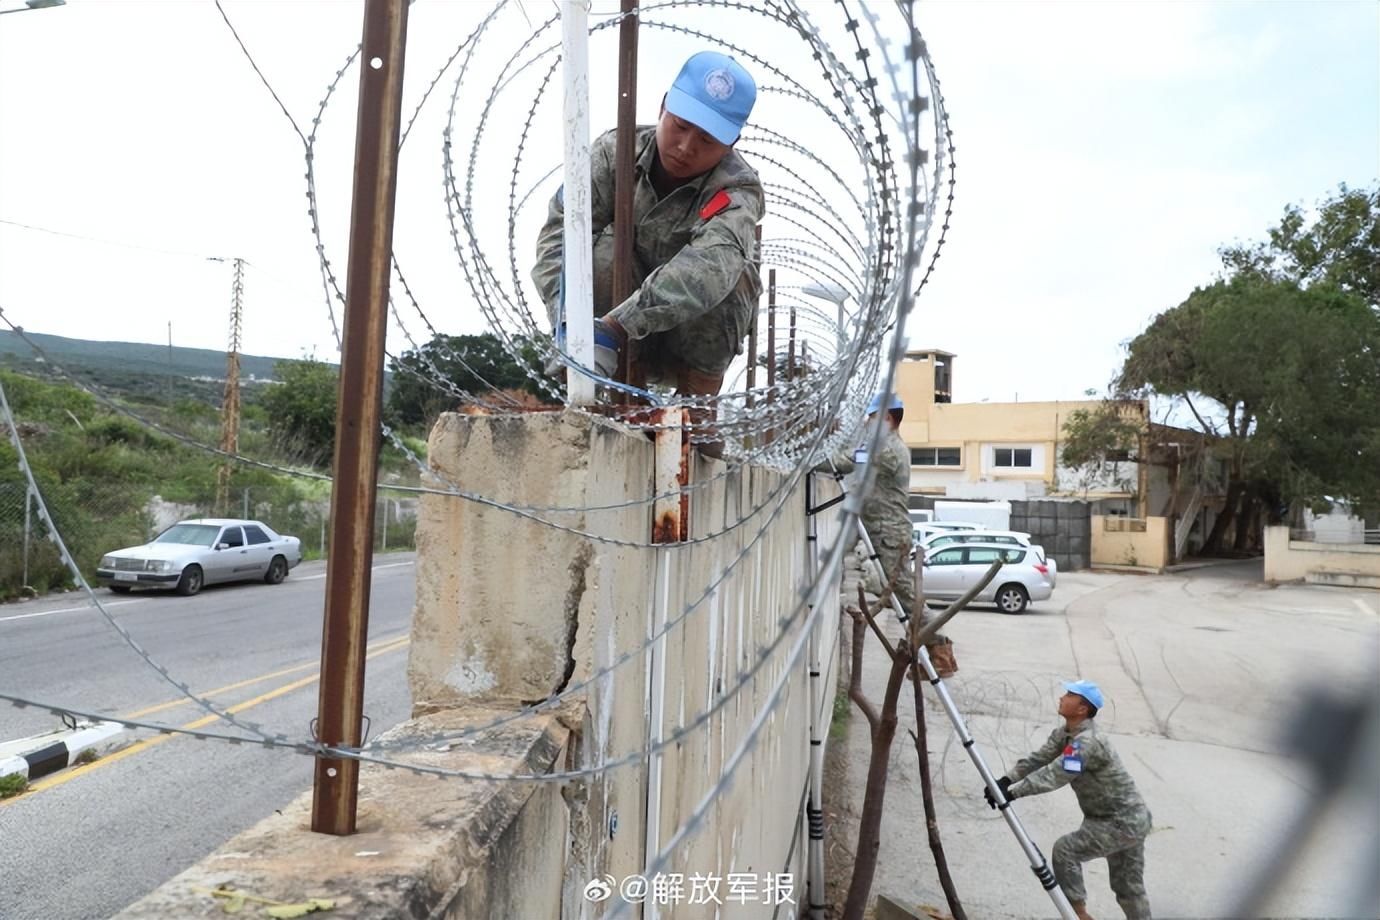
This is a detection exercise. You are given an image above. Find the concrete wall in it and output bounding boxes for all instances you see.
[119,410,843,918]
[1264,525,1380,588]
[412,410,844,915]
[1091,515,1170,571]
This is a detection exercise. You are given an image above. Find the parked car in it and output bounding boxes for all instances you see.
[918,530,1059,577]
[911,520,983,544]
[919,542,1055,614]
[96,519,303,596]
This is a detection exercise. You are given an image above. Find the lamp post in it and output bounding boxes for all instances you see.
[0,0,66,15]
[802,281,849,357]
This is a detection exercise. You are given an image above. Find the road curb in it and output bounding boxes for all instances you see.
[0,721,124,784]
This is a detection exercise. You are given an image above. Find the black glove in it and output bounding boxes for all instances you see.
[984,776,1013,809]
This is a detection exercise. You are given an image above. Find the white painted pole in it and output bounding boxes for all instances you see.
[643,408,682,920]
[561,0,596,405]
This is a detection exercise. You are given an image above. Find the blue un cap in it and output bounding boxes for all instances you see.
[1063,680,1105,709]
[665,51,756,145]
[866,393,904,415]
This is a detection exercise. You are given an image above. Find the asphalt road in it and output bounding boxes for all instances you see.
[831,560,1380,919]
[0,554,416,920]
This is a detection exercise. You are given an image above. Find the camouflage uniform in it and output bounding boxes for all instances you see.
[1008,719,1153,919]
[531,126,764,382]
[827,427,915,619]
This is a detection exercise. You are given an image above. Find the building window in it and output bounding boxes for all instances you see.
[994,447,1033,468]
[911,446,961,467]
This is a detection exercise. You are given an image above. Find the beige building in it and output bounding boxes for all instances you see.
[894,348,1148,510]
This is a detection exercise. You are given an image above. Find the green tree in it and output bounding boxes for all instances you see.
[259,358,340,467]
[1220,183,1379,308]
[1059,400,1145,498]
[1119,276,1380,552]
[386,333,544,428]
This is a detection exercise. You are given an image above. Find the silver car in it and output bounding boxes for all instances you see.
[919,542,1055,614]
[96,518,303,596]
[919,530,1059,578]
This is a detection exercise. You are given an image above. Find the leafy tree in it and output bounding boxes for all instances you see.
[1220,183,1378,308]
[1119,276,1380,551]
[1059,401,1145,498]
[259,358,340,467]
[386,333,544,428]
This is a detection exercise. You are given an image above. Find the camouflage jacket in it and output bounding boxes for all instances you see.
[1008,719,1148,821]
[817,426,912,542]
[531,126,764,339]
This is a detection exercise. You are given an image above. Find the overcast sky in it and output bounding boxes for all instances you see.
[0,0,1375,404]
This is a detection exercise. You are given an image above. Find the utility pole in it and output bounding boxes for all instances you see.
[215,258,244,516]
[312,0,409,836]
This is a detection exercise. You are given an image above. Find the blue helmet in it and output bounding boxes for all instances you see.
[1062,679,1104,709]
[866,393,904,415]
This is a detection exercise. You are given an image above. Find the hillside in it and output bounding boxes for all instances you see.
[0,329,290,382]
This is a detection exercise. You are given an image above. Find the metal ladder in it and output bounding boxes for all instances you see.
[849,519,1078,920]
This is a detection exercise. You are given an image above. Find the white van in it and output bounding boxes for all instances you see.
[933,500,1011,532]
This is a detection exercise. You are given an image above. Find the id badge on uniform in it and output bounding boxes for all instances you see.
[1062,741,1083,774]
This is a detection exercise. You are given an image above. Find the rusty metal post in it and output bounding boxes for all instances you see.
[746,226,760,406]
[766,268,777,389]
[611,0,639,304]
[311,0,409,836]
[788,301,797,381]
[611,0,640,396]
[766,268,776,442]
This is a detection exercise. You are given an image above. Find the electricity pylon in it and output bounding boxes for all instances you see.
[215,258,244,517]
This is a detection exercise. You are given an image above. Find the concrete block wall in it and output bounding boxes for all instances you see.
[1009,499,1091,571]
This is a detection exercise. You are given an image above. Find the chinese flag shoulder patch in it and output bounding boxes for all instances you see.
[699,189,732,220]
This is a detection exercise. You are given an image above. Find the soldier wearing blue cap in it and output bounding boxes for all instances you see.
[532,50,764,402]
[984,680,1153,920]
[820,394,956,674]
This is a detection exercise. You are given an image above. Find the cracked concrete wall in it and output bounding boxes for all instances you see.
[410,409,655,909]
[410,411,653,707]
[410,411,843,915]
[120,413,843,920]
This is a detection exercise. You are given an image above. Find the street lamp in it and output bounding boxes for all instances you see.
[802,281,849,355]
[0,0,66,14]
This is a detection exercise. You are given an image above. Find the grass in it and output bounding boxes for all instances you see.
[829,688,852,741]
[0,773,28,799]
[71,748,99,766]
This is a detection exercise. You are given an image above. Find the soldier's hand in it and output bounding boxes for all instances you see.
[984,776,1013,809]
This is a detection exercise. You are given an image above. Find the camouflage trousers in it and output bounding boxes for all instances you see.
[866,527,915,621]
[1053,809,1153,919]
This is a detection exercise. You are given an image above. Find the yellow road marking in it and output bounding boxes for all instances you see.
[122,633,410,720]
[5,637,410,803]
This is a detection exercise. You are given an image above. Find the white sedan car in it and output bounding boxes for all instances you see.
[97,519,303,596]
[919,542,1055,614]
